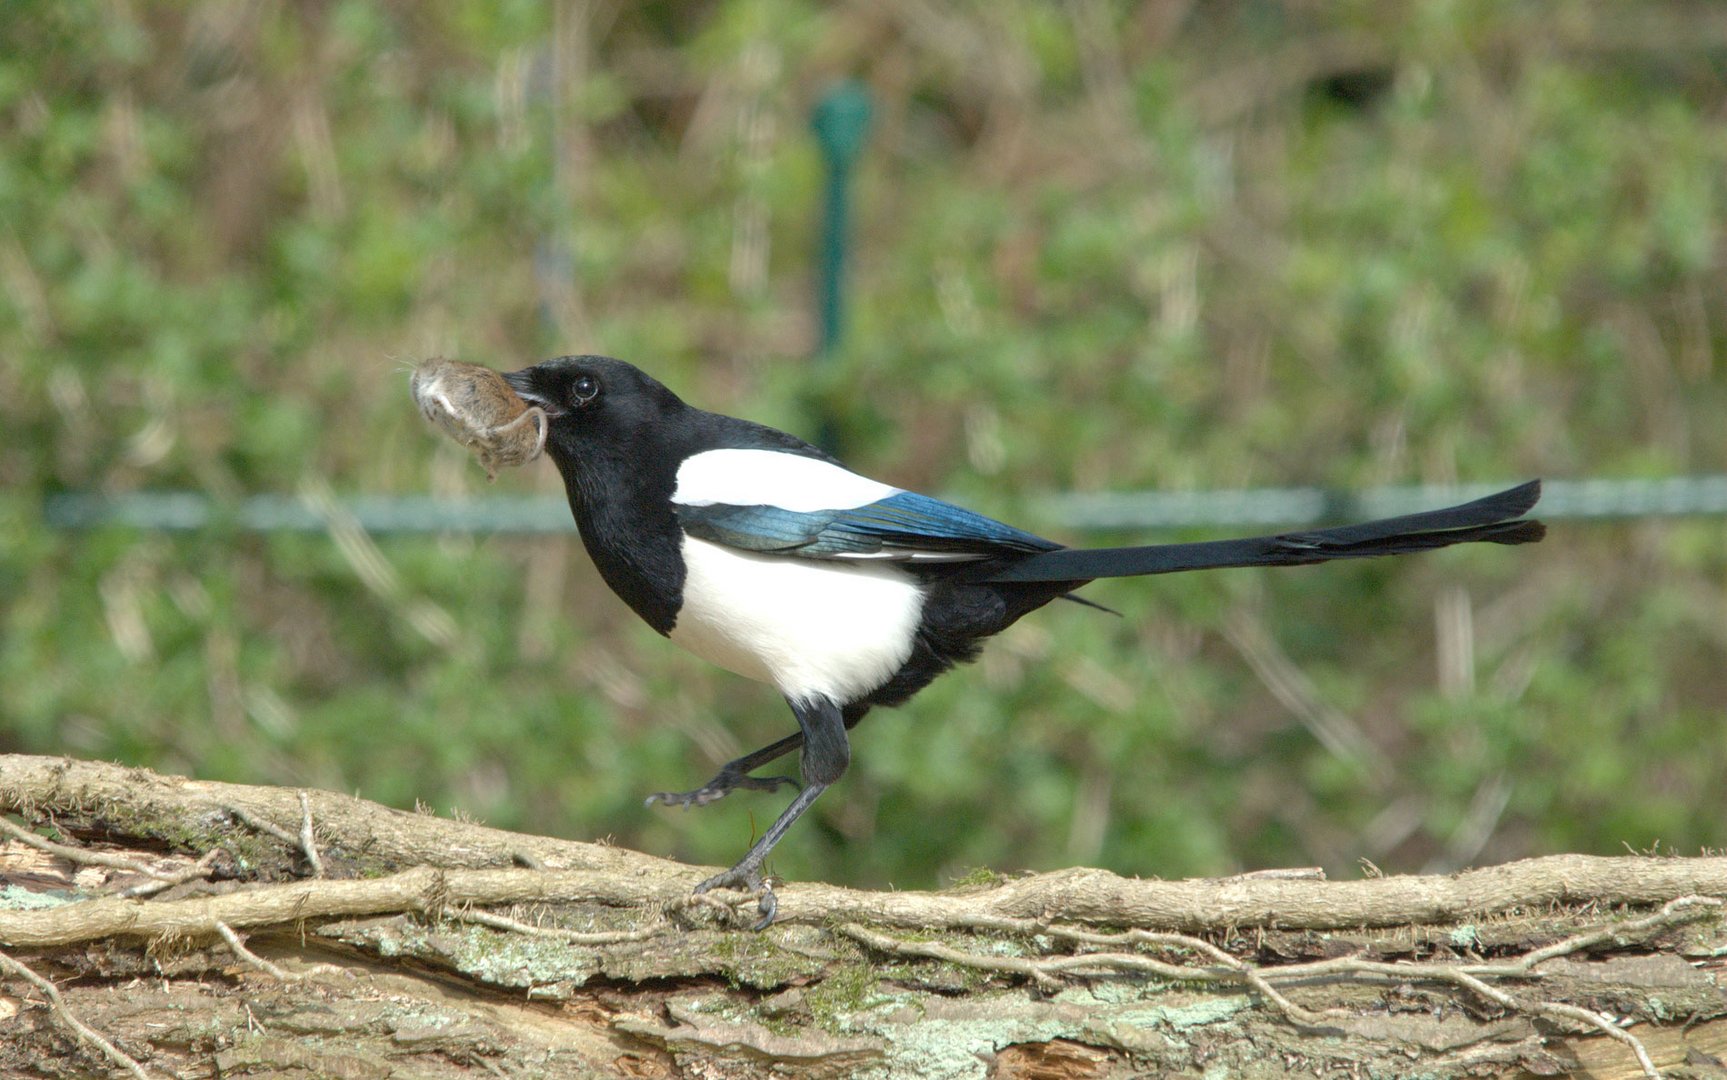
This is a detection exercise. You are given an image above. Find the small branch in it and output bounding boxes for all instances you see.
[1533,1000,1660,1080]
[297,791,325,878]
[0,816,227,899]
[1040,924,1339,1027]
[0,949,156,1080]
[1445,970,1660,1080]
[840,922,1337,1024]
[1514,895,1722,969]
[0,815,181,882]
[214,921,297,981]
[228,795,324,877]
[227,805,302,850]
[117,848,226,899]
[446,905,669,945]
[214,921,348,984]
[836,923,1066,991]
[0,866,665,948]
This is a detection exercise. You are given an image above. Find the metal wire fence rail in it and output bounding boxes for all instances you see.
[38,475,1727,537]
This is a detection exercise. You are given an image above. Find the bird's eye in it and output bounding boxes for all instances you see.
[571,374,600,405]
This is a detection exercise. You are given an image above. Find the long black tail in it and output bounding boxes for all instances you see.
[986,480,1544,583]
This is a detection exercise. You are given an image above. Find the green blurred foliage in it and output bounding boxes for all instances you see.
[2,1,1724,888]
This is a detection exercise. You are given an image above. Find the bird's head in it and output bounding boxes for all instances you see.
[503,355,688,477]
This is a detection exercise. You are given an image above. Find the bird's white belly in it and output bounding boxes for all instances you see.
[668,535,925,704]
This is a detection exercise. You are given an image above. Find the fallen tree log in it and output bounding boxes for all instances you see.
[1,754,1723,1079]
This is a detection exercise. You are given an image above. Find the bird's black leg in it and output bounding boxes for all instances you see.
[693,694,849,928]
[644,731,803,809]
[647,706,873,809]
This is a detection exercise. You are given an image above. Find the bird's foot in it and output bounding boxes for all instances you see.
[645,767,797,810]
[693,863,778,929]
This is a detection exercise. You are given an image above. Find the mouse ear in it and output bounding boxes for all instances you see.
[477,404,549,474]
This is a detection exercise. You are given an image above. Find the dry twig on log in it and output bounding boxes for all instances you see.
[0,950,155,1080]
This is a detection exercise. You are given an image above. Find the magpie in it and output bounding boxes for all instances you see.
[503,355,1544,925]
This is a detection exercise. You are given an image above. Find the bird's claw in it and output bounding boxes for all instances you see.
[644,770,798,810]
[693,865,778,929]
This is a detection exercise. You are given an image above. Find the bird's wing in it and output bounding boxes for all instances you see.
[676,490,1059,560]
[671,448,1058,562]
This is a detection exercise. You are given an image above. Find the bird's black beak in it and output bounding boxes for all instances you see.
[503,367,561,415]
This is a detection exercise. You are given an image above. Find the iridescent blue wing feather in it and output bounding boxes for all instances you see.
[676,490,1059,561]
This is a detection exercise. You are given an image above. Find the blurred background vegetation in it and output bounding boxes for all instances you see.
[2,1,1725,891]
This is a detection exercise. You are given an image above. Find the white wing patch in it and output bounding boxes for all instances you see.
[673,448,899,511]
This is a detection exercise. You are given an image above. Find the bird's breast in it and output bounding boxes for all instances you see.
[668,535,926,704]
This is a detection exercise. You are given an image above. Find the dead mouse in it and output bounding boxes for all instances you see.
[410,357,548,480]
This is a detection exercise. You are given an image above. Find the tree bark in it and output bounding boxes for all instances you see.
[1,754,1723,1079]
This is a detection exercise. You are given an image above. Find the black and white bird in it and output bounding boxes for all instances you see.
[504,355,1544,925]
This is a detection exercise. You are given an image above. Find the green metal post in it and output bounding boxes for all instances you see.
[810,81,872,451]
